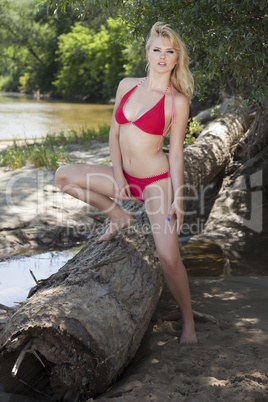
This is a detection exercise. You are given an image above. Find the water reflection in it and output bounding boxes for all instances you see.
[0,247,82,307]
[0,92,114,140]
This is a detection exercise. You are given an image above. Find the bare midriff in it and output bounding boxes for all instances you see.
[119,124,169,177]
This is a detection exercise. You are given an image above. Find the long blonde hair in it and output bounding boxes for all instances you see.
[146,22,194,102]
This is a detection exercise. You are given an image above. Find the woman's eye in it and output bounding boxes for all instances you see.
[168,50,174,54]
[153,49,160,52]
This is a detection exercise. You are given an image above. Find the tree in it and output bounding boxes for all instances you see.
[47,0,267,106]
[53,18,128,100]
[0,0,59,93]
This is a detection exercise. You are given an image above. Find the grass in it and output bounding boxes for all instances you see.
[0,142,70,170]
[0,124,110,170]
[44,124,110,147]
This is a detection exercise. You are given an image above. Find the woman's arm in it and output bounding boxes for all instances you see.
[168,93,189,234]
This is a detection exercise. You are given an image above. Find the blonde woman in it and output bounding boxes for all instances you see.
[55,22,197,343]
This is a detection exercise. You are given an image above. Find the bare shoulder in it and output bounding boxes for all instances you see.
[173,90,190,112]
[117,77,146,94]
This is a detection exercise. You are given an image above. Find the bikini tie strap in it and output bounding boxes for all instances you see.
[171,81,176,125]
[157,81,176,150]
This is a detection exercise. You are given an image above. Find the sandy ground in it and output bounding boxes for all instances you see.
[94,278,268,402]
[0,142,267,401]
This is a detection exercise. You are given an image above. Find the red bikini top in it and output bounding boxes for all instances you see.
[115,77,176,150]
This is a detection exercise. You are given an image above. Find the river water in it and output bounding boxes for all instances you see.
[0,92,114,140]
[0,247,83,306]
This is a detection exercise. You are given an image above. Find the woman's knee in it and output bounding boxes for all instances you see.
[157,249,180,276]
[54,165,72,189]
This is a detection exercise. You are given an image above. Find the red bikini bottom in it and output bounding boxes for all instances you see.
[123,169,171,202]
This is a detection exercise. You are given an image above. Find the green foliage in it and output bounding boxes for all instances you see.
[116,0,267,106]
[124,39,147,77]
[0,141,70,170]
[48,0,267,106]
[1,0,266,107]
[0,0,60,93]
[53,18,127,99]
[29,144,69,169]
[184,119,204,144]
[18,73,32,93]
[0,0,127,98]
[0,75,17,91]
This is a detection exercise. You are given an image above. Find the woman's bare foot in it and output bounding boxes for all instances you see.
[179,320,198,344]
[96,215,134,243]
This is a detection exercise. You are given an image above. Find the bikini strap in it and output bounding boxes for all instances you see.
[171,82,176,125]
[138,76,148,86]
[164,84,170,94]
[157,81,176,150]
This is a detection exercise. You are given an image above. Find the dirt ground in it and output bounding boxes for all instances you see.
[92,277,268,402]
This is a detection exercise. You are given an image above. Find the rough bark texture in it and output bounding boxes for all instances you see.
[0,109,250,400]
[184,109,250,191]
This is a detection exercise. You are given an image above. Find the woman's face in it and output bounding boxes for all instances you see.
[147,36,178,74]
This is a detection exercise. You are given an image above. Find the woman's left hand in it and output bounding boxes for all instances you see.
[168,202,184,235]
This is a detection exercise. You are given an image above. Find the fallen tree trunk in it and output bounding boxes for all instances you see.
[184,109,250,190]
[0,109,250,400]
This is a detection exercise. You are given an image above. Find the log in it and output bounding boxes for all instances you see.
[184,108,250,191]
[193,96,237,124]
[0,109,250,400]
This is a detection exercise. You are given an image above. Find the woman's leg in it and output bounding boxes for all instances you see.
[54,164,134,242]
[144,179,197,344]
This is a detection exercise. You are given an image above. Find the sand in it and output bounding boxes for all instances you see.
[93,277,268,402]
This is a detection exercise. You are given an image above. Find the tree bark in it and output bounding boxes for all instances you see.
[0,109,250,400]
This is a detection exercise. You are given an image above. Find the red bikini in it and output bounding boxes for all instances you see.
[123,169,171,202]
[115,77,176,202]
[115,77,176,151]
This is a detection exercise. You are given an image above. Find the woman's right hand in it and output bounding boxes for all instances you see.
[113,172,132,200]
